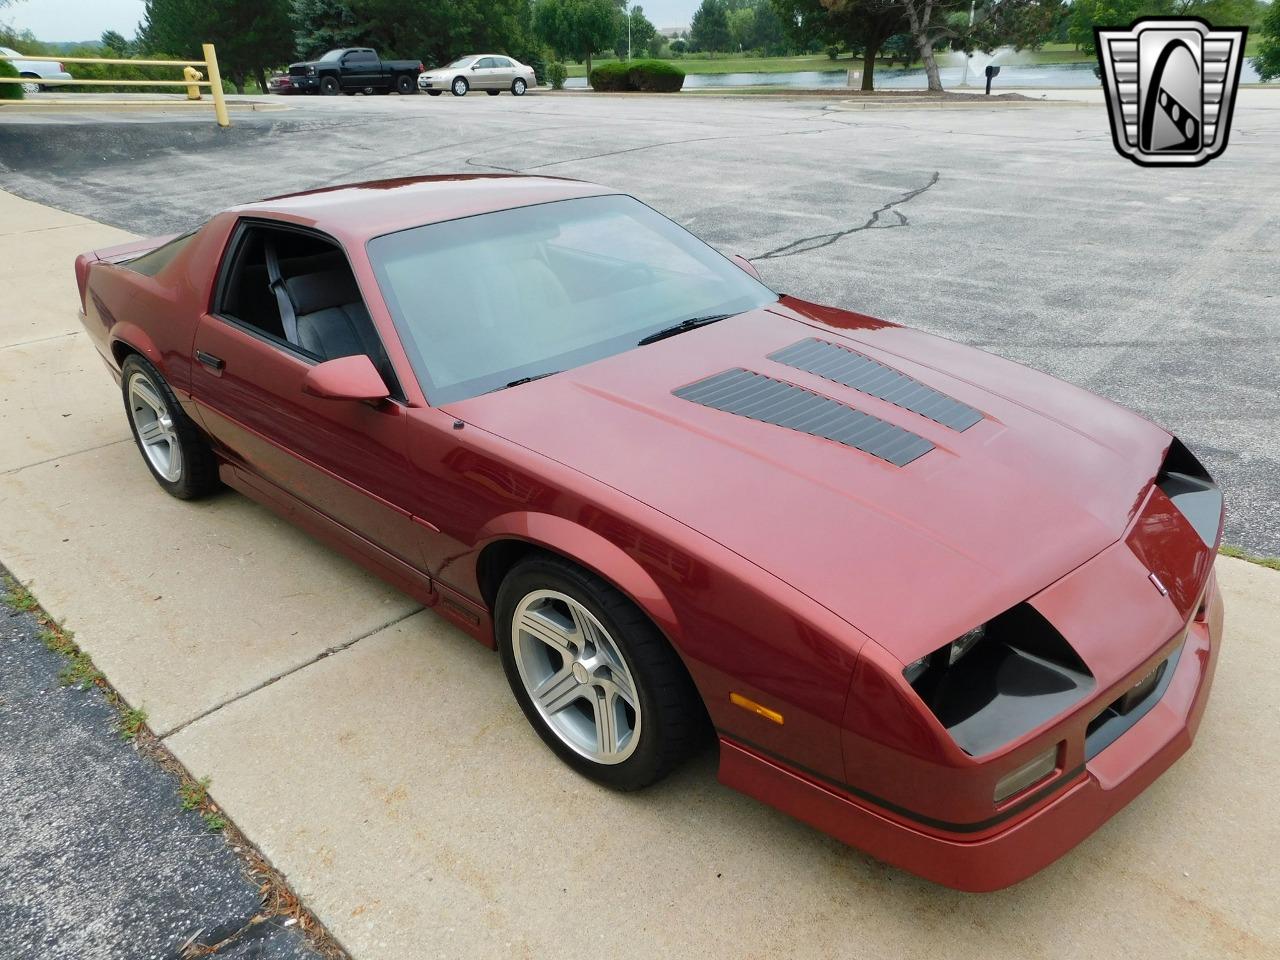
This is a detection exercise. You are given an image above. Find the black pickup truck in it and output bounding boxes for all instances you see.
[286,48,424,96]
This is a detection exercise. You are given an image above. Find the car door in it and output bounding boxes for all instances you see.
[492,57,517,89]
[342,50,379,90]
[472,57,498,89]
[189,219,424,566]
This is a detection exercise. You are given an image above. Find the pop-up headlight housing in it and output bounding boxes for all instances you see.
[902,604,1095,757]
[1157,437,1223,547]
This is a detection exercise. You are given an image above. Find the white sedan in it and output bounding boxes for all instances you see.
[1,46,73,94]
[418,55,535,97]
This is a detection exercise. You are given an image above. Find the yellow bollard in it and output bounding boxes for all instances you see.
[183,65,203,100]
[202,43,230,128]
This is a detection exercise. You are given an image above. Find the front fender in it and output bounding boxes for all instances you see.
[475,511,680,641]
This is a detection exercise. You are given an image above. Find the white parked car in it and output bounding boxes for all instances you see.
[0,46,73,94]
[417,55,535,97]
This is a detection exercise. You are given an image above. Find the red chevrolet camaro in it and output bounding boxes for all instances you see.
[75,175,1224,891]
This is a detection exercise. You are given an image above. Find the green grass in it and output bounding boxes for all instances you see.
[179,776,211,810]
[119,707,148,742]
[1219,545,1280,571]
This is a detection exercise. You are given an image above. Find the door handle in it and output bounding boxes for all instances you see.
[195,350,225,372]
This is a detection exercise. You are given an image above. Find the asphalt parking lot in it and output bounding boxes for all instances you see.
[1,91,1278,556]
[0,94,1278,959]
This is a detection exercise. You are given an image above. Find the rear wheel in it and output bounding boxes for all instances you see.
[496,554,703,791]
[20,75,40,95]
[396,74,416,95]
[121,355,219,500]
[451,76,468,97]
[319,75,339,96]
[512,78,527,96]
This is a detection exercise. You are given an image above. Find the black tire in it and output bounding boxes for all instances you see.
[496,554,704,791]
[427,90,442,96]
[451,76,468,97]
[511,78,527,96]
[120,354,220,500]
[486,89,500,96]
[396,74,416,95]
[319,75,340,96]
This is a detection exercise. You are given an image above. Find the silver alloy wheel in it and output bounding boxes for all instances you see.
[512,589,641,764]
[512,78,526,96]
[20,80,40,95]
[452,77,467,96]
[127,372,183,483]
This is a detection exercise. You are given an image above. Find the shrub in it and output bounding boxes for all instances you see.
[589,59,684,92]
[826,45,841,60]
[547,60,567,90]
[588,61,629,91]
[627,60,684,92]
[0,57,24,100]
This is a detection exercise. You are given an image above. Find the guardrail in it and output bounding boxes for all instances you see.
[0,43,230,127]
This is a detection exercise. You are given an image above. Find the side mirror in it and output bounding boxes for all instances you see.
[730,254,762,282]
[302,354,389,403]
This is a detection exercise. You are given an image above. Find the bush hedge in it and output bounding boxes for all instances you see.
[547,61,567,90]
[589,59,684,93]
[0,58,24,101]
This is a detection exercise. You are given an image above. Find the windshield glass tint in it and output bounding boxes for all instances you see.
[444,57,475,68]
[319,49,344,61]
[367,195,777,405]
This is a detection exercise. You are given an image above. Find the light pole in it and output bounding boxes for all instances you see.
[626,0,632,61]
[960,0,976,87]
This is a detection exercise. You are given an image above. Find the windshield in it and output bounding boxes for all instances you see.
[318,49,346,61]
[368,194,777,405]
[442,57,476,69]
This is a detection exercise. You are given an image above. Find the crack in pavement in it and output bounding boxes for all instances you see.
[159,606,423,739]
[754,171,940,261]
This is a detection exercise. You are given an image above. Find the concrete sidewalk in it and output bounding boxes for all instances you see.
[1,188,1278,958]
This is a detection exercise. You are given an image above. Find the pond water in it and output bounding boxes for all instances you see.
[563,58,1266,91]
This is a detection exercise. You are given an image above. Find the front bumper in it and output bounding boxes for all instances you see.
[289,75,319,92]
[718,570,1223,891]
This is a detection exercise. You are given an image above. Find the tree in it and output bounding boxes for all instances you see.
[615,5,658,59]
[691,0,733,52]
[774,0,904,89]
[534,0,617,76]
[1069,0,1263,56]
[1255,0,1280,81]
[140,0,293,93]
[100,30,134,56]
[291,0,363,59]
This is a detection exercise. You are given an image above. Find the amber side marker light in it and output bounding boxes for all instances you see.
[730,692,784,725]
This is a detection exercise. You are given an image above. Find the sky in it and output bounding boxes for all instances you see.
[1,0,696,44]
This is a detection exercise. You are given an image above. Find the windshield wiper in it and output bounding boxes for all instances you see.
[493,370,560,392]
[637,314,733,346]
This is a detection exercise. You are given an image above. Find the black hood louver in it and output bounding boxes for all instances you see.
[673,368,934,467]
[769,338,984,432]
[1156,438,1222,547]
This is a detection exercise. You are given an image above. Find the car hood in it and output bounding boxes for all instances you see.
[444,298,1171,663]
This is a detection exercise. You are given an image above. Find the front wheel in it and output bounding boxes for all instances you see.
[319,75,339,96]
[396,74,416,95]
[121,355,220,500]
[451,76,468,97]
[20,77,40,95]
[511,78,527,96]
[496,555,703,790]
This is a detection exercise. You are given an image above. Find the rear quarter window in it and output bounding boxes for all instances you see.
[122,232,196,277]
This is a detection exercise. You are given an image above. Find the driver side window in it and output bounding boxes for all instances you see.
[215,223,401,397]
